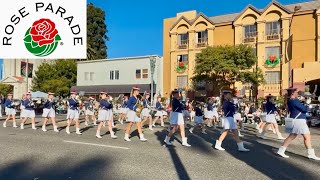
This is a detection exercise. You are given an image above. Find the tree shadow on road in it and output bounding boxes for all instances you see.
[0,155,112,180]
[154,130,191,180]
[224,132,320,180]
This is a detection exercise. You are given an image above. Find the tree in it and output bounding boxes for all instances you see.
[0,84,13,96]
[32,60,77,97]
[87,3,109,60]
[192,44,264,96]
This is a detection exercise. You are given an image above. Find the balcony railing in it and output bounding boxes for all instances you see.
[196,38,208,48]
[265,29,282,40]
[243,32,258,43]
[178,40,188,49]
[264,83,281,94]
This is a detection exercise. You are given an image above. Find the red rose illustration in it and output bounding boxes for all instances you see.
[30,19,58,47]
[179,61,184,68]
[268,55,276,63]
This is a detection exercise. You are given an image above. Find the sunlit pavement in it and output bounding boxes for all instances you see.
[0,115,319,180]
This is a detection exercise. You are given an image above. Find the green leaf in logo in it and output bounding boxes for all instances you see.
[55,34,62,41]
[24,35,32,42]
[31,41,38,48]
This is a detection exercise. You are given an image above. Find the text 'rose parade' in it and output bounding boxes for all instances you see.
[24,18,62,57]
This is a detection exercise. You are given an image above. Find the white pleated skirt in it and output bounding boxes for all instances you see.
[21,109,35,118]
[195,116,204,124]
[42,108,55,118]
[233,113,242,121]
[206,110,219,119]
[126,110,141,122]
[98,109,111,121]
[223,117,237,130]
[120,108,129,114]
[290,119,310,135]
[5,107,16,116]
[266,114,277,123]
[155,110,164,117]
[141,108,151,117]
[170,112,184,125]
[85,109,95,116]
[67,109,80,120]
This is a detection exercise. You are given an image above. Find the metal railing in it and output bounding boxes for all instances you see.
[265,29,282,40]
[178,40,188,49]
[243,31,258,43]
[196,38,208,48]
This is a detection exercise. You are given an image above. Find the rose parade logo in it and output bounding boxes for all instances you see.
[24,19,61,57]
[0,1,86,59]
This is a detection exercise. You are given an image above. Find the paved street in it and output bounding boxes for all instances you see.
[0,115,319,180]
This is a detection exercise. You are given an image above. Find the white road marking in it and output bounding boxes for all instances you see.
[63,140,130,150]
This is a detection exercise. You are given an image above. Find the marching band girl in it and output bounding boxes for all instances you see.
[66,91,82,135]
[3,93,17,128]
[259,95,284,140]
[215,90,250,152]
[189,102,207,134]
[182,99,191,121]
[152,97,165,127]
[277,88,320,160]
[206,97,219,129]
[233,99,244,137]
[42,92,59,132]
[20,94,26,122]
[96,91,117,139]
[124,86,147,142]
[84,97,97,126]
[141,92,153,131]
[20,92,37,130]
[164,89,191,147]
[107,95,115,128]
[118,96,128,124]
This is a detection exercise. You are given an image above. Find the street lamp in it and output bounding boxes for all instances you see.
[287,5,301,87]
[150,56,156,106]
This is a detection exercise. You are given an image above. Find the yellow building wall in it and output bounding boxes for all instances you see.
[163,17,176,97]
[213,24,234,45]
[291,13,317,69]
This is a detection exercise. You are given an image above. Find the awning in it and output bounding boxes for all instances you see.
[71,84,156,94]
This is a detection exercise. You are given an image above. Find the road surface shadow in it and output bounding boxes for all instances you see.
[0,155,112,180]
[154,130,191,180]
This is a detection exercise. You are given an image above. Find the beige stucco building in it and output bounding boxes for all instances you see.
[163,0,320,98]
[1,59,49,99]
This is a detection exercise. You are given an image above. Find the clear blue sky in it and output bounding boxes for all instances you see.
[89,0,311,59]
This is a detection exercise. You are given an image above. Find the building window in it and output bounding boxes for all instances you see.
[243,24,257,42]
[178,33,188,49]
[196,30,208,47]
[115,70,119,80]
[89,72,94,81]
[84,72,89,81]
[85,72,94,81]
[266,21,280,36]
[177,76,188,88]
[142,69,148,79]
[110,71,114,80]
[177,55,188,64]
[136,69,141,79]
[265,71,280,84]
[265,46,280,60]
